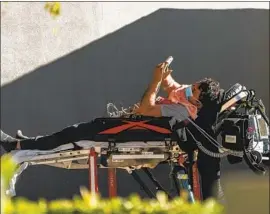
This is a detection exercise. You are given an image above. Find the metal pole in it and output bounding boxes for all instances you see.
[192,161,202,201]
[89,147,99,194]
[108,168,117,197]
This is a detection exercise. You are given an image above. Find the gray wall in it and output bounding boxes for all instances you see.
[1,9,269,201]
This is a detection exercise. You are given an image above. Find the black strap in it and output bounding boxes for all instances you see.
[173,119,190,131]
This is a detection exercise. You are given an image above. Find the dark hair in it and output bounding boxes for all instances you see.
[196,77,221,106]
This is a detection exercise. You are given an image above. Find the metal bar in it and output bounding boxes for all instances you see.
[142,168,172,199]
[89,147,99,194]
[26,150,90,161]
[192,161,202,201]
[29,156,89,165]
[112,154,165,160]
[108,168,117,198]
[129,170,156,198]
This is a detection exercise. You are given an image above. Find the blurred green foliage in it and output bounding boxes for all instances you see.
[1,154,224,214]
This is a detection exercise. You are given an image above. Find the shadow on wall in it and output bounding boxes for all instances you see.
[1,9,269,201]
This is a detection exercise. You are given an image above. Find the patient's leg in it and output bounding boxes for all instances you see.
[1,121,96,151]
[1,130,19,152]
[19,121,96,150]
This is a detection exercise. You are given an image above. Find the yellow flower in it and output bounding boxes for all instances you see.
[44,2,61,18]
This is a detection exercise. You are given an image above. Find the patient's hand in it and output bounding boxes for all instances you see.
[152,62,172,84]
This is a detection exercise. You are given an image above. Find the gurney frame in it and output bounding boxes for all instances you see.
[8,146,202,202]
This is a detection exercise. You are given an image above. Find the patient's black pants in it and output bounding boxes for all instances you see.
[20,121,96,150]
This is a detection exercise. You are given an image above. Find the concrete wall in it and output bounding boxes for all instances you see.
[1,2,269,85]
[1,2,269,201]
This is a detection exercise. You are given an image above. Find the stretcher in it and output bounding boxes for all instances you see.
[7,116,201,201]
[6,83,270,201]
[8,140,197,200]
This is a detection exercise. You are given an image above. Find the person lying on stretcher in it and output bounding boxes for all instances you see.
[1,58,223,201]
[1,59,220,152]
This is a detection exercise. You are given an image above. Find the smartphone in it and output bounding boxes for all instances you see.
[165,56,173,65]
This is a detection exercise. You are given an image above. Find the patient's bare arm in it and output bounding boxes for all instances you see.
[136,80,162,116]
[161,74,181,95]
[135,62,171,117]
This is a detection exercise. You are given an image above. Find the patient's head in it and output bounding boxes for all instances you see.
[192,78,221,107]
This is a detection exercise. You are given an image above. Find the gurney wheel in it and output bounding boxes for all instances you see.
[250,151,262,164]
[243,150,266,175]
